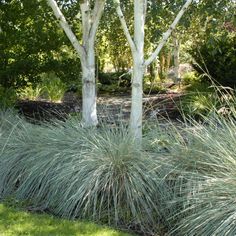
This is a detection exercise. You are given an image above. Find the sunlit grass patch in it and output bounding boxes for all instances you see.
[0,203,132,236]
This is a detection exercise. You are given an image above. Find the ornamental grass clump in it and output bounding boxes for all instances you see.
[47,127,163,230]
[167,114,236,235]
[0,116,171,234]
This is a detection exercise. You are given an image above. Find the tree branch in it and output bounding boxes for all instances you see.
[89,0,106,44]
[80,0,92,43]
[47,0,85,58]
[144,0,193,67]
[114,1,136,53]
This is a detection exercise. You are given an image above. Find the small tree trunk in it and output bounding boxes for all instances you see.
[129,0,146,143]
[115,0,193,144]
[81,46,98,126]
[130,55,144,143]
[173,33,180,79]
[47,0,105,127]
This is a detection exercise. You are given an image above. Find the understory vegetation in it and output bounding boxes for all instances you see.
[1,104,236,235]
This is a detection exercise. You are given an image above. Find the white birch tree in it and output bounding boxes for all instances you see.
[114,0,193,142]
[47,0,105,126]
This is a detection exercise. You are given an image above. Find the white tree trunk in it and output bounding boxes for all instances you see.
[173,33,180,80]
[47,0,105,127]
[47,0,85,57]
[130,55,144,142]
[81,43,98,126]
[129,0,146,142]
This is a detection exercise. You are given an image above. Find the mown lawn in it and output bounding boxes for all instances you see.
[0,204,132,236]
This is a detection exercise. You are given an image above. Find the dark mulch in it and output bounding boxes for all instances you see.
[15,92,183,123]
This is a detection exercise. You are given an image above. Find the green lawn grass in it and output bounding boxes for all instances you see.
[0,204,132,236]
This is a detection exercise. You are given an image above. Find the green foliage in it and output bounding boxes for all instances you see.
[0,203,130,236]
[143,82,167,94]
[190,30,236,87]
[181,92,218,117]
[0,86,17,109]
[0,1,81,89]
[179,82,236,118]
[16,73,67,102]
[18,85,43,101]
[98,72,131,94]
[4,109,236,235]
[98,72,131,87]
[182,71,200,85]
[41,73,66,102]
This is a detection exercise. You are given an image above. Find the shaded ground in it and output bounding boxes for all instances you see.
[16,92,183,123]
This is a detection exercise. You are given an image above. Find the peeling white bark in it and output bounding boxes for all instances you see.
[129,0,146,143]
[81,45,97,126]
[47,0,105,127]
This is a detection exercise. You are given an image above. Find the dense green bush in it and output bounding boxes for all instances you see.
[0,86,17,109]
[40,73,66,102]
[97,72,132,94]
[98,72,131,87]
[190,30,236,87]
[179,82,236,118]
[0,1,81,90]
[18,85,43,101]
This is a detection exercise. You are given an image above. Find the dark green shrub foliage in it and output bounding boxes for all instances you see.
[0,86,17,108]
[0,1,81,90]
[190,30,236,86]
[98,72,131,87]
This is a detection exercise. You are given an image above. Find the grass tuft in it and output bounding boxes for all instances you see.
[166,114,236,235]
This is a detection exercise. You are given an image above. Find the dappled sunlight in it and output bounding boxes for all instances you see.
[0,204,131,236]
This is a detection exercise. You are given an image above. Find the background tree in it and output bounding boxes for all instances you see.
[47,0,105,126]
[186,0,236,86]
[114,0,193,142]
[0,0,80,89]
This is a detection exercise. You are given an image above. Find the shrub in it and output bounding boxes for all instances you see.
[190,30,236,87]
[40,73,66,102]
[98,72,131,88]
[180,92,218,117]
[179,82,236,118]
[17,85,43,101]
[0,86,17,109]
[143,82,167,95]
[182,71,200,85]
